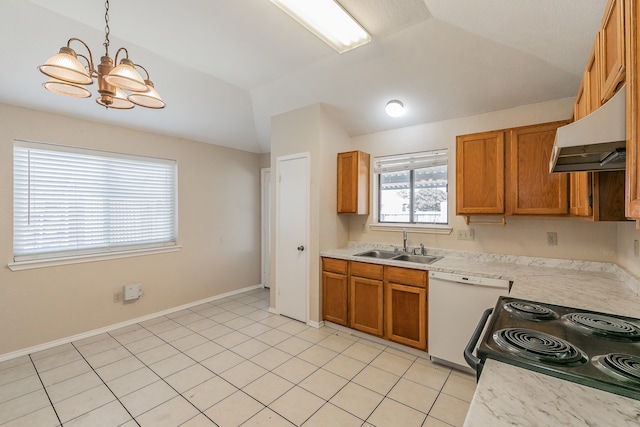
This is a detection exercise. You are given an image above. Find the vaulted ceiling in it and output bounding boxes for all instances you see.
[0,0,608,153]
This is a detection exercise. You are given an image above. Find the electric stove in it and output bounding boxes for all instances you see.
[465,296,640,400]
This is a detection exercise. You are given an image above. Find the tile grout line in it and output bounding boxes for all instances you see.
[68,342,142,427]
[27,354,63,427]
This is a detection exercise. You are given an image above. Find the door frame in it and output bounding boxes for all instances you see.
[274,152,311,323]
[260,167,271,288]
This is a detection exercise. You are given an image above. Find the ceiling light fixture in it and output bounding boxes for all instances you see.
[270,0,371,53]
[38,0,165,110]
[386,100,405,117]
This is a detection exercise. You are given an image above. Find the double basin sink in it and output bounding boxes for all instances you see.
[353,249,441,265]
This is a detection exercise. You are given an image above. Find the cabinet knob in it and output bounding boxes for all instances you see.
[297,245,305,251]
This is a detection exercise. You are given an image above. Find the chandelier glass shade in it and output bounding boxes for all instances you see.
[38,1,165,110]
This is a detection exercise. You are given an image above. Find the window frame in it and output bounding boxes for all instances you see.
[10,140,180,271]
[371,150,452,235]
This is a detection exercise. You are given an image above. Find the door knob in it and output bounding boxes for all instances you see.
[297,245,305,251]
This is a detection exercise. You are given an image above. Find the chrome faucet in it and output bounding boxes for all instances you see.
[403,229,408,253]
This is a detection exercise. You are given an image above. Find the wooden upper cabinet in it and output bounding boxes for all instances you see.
[570,173,593,217]
[600,0,626,103]
[626,0,640,220]
[456,131,505,215]
[574,81,589,122]
[587,33,603,112]
[507,122,570,215]
[571,39,598,219]
[337,151,370,215]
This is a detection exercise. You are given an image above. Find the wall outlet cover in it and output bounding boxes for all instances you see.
[123,283,143,301]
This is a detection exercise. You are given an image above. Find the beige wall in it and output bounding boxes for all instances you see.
[348,98,623,262]
[270,104,350,322]
[0,104,262,355]
[617,222,640,276]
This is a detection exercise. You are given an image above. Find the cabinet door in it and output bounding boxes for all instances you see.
[507,122,569,215]
[574,81,589,121]
[456,131,505,215]
[601,0,626,103]
[626,0,640,219]
[337,151,370,214]
[350,276,383,336]
[384,282,427,350]
[322,271,348,326]
[570,172,593,217]
[588,33,602,112]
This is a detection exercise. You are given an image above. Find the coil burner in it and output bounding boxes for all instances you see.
[504,301,559,321]
[593,353,640,384]
[563,313,640,342]
[493,328,587,365]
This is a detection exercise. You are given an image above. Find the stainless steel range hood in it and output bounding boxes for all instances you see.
[549,86,626,173]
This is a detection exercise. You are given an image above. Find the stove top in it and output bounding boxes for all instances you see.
[476,297,640,400]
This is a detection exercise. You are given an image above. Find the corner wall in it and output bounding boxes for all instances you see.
[0,104,262,355]
[269,104,350,322]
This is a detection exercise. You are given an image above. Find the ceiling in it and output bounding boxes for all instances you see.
[0,0,608,154]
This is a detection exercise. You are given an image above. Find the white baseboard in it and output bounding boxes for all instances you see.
[0,284,264,363]
[306,320,324,329]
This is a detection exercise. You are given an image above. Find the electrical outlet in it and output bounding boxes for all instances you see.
[113,291,123,303]
[634,240,639,257]
[456,229,475,241]
[547,232,558,246]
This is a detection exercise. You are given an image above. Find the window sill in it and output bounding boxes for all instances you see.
[369,223,453,235]
[8,245,182,271]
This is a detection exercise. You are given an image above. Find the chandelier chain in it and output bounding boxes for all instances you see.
[103,0,110,56]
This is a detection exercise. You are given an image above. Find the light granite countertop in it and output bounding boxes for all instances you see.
[321,243,640,426]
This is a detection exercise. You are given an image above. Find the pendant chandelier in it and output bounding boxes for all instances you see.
[38,0,165,110]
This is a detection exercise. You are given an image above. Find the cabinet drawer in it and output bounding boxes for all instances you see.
[350,261,384,280]
[322,257,348,274]
[384,266,427,288]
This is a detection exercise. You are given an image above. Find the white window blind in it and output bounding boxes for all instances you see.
[13,140,177,262]
[373,150,448,173]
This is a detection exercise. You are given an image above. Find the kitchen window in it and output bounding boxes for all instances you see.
[11,140,178,269]
[374,150,448,225]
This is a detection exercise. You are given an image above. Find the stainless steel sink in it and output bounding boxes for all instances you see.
[392,254,442,264]
[353,250,398,259]
[353,250,442,265]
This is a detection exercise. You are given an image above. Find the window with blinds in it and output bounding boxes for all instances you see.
[374,150,448,224]
[13,140,177,262]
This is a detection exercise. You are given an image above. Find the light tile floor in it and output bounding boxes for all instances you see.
[0,288,476,427]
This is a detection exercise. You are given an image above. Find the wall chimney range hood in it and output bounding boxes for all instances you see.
[549,86,626,173]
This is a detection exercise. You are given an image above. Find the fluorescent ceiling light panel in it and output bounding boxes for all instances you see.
[271,0,371,53]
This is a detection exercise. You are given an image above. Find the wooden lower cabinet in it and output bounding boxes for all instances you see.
[350,276,383,336]
[349,261,384,336]
[384,283,427,350]
[384,266,428,351]
[322,258,348,326]
[322,257,428,351]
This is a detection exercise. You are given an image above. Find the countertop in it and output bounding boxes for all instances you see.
[321,244,640,426]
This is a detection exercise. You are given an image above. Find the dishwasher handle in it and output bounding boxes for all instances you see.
[464,307,493,372]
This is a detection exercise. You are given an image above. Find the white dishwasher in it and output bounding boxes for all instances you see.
[428,271,510,369]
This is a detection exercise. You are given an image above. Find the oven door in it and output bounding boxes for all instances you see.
[464,307,493,378]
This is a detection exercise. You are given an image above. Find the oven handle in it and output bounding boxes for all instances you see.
[464,307,493,371]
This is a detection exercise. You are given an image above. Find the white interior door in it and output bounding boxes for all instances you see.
[275,153,309,323]
[261,168,271,288]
